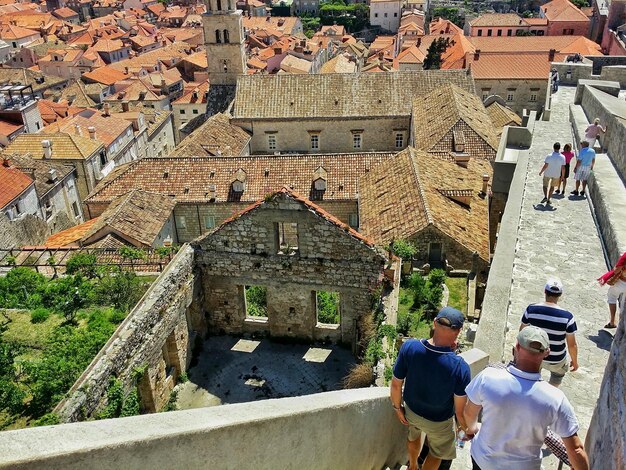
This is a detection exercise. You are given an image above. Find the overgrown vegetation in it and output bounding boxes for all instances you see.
[391,239,417,260]
[316,291,340,324]
[245,286,267,317]
[301,13,321,38]
[396,270,447,339]
[0,253,154,429]
[432,7,464,28]
[319,0,369,32]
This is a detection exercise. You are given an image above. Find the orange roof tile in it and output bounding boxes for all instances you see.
[0,120,23,137]
[52,7,79,19]
[469,35,602,55]
[469,51,567,79]
[0,162,33,208]
[470,13,529,27]
[82,66,129,85]
[44,217,100,247]
[541,0,589,22]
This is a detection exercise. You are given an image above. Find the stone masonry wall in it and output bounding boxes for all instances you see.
[0,213,50,248]
[429,121,497,161]
[476,78,548,115]
[194,195,386,347]
[553,62,626,88]
[55,245,199,421]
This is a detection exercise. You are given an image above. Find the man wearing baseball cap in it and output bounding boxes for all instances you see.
[463,327,589,470]
[519,278,579,387]
[390,307,471,470]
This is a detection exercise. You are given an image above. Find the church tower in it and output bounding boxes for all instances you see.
[202,0,247,85]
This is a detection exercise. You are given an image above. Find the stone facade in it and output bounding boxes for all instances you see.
[0,213,49,248]
[193,190,387,347]
[477,78,548,115]
[236,117,409,155]
[54,246,199,420]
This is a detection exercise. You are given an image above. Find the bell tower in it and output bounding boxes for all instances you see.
[202,0,247,85]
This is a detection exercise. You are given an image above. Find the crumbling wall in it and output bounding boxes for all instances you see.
[55,245,200,421]
[194,195,386,347]
[0,213,49,248]
[586,300,626,469]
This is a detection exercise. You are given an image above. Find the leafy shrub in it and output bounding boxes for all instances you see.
[107,309,126,324]
[118,246,146,261]
[0,337,26,415]
[65,253,98,278]
[98,378,124,419]
[95,268,143,313]
[316,291,340,324]
[120,388,140,417]
[177,372,189,384]
[30,308,50,324]
[34,413,60,426]
[0,268,46,308]
[245,286,267,317]
[392,239,417,260]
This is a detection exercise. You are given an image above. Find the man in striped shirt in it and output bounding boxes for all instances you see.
[519,278,579,387]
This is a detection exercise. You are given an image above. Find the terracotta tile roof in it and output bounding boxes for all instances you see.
[4,153,74,198]
[233,71,475,120]
[243,16,301,36]
[358,147,491,262]
[44,217,100,247]
[86,153,395,204]
[486,101,522,135]
[46,109,133,148]
[47,79,97,108]
[52,7,79,19]
[429,18,463,35]
[92,38,126,53]
[469,35,601,54]
[5,132,104,160]
[180,50,208,68]
[211,186,380,250]
[394,44,425,64]
[82,189,175,247]
[0,23,39,40]
[104,78,162,102]
[541,0,589,22]
[468,51,566,79]
[280,54,311,74]
[320,54,356,74]
[171,113,250,157]
[247,56,268,70]
[441,34,475,69]
[412,83,499,155]
[0,161,33,208]
[470,13,529,27]
[172,79,209,104]
[82,66,129,86]
[88,233,129,249]
[0,120,23,137]
[108,43,191,72]
[524,18,549,25]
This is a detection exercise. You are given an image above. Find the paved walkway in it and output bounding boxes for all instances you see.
[453,87,612,469]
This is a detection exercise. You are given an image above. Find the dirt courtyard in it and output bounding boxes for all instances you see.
[176,336,355,409]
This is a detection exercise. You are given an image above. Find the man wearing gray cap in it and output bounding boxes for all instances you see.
[390,307,470,470]
[463,327,589,470]
[520,278,579,387]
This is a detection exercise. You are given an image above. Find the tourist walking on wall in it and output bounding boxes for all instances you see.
[571,141,596,197]
[539,142,565,204]
[463,326,589,470]
[551,69,559,92]
[598,251,626,329]
[519,278,579,387]
[583,118,605,148]
[390,307,470,470]
[556,143,574,195]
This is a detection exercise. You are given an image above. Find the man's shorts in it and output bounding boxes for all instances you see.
[542,358,569,385]
[404,404,456,461]
[575,165,591,181]
[608,279,626,305]
[543,176,559,188]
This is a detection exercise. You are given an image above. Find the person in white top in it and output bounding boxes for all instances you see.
[463,327,589,470]
[584,118,605,148]
[538,142,566,205]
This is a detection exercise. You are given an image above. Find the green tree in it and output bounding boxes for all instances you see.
[423,37,451,70]
[0,267,46,309]
[245,286,267,317]
[432,7,463,28]
[0,330,25,414]
[392,239,417,260]
[316,291,340,324]
[95,268,143,313]
[570,0,589,8]
[65,253,98,278]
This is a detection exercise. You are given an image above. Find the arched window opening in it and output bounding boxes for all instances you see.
[215,30,221,43]
[223,29,230,43]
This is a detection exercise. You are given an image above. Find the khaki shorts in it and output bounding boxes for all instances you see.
[404,404,456,460]
[542,358,569,385]
[543,176,560,188]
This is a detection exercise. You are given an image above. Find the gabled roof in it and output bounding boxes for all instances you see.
[412,83,499,154]
[470,13,528,27]
[171,113,250,157]
[358,147,491,262]
[82,66,129,85]
[46,108,133,148]
[429,17,463,35]
[0,160,33,209]
[468,51,566,79]
[5,133,104,161]
[92,38,126,53]
[486,101,522,134]
[0,23,39,40]
[4,153,74,198]
[541,0,589,22]
[52,7,79,19]
[394,44,425,65]
[44,217,100,247]
[206,186,380,252]
[81,189,175,247]
[233,71,475,120]
[85,153,394,204]
[468,35,602,55]
[319,54,356,74]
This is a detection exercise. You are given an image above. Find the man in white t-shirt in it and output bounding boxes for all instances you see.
[463,327,589,470]
[538,142,565,205]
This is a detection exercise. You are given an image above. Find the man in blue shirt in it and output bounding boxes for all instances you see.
[391,307,471,470]
[571,141,596,197]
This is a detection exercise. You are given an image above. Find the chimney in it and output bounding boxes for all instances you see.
[122,101,130,112]
[378,51,384,60]
[42,140,52,159]
[474,49,480,61]
[482,174,490,195]
[103,102,110,116]
[124,66,129,74]
[2,157,9,167]
[548,49,556,61]
[295,45,303,53]
[274,47,282,55]
[47,169,58,182]
[74,123,82,136]
[300,39,306,47]
[88,126,96,140]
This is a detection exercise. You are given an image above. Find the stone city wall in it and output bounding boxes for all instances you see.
[54,245,199,421]
[475,78,547,115]
[194,197,386,346]
[553,61,626,88]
